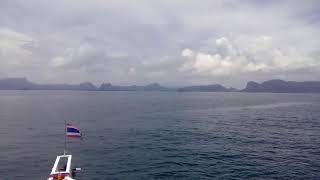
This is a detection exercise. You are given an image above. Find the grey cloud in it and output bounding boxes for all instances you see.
[0,0,320,87]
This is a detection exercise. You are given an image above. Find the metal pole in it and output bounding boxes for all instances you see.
[64,120,67,155]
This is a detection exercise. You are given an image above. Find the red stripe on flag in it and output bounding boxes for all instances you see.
[67,135,81,138]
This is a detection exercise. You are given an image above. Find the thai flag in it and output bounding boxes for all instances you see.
[66,123,82,138]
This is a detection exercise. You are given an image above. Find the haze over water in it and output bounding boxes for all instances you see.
[0,91,320,179]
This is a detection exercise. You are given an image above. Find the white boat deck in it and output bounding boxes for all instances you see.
[48,155,75,180]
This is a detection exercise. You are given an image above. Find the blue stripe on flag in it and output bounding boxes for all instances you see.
[67,127,80,133]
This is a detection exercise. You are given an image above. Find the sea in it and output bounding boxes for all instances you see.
[0,91,319,179]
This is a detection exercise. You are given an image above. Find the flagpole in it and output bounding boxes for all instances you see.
[64,120,67,155]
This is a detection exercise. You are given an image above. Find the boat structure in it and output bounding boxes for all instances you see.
[47,154,80,180]
[47,122,82,180]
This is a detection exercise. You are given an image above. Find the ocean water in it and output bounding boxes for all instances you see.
[0,91,320,180]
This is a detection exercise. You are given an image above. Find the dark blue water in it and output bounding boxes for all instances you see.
[0,91,320,179]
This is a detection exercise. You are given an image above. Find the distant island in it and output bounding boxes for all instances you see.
[178,84,237,92]
[0,78,170,91]
[243,79,320,93]
[99,82,170,91]
[0,77,320,93]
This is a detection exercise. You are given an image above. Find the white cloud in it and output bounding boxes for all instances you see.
[0,28,34,64]
[49,43,107,68]
[128,67,136,75]
[181,36,319,77]
[181,48,194,58]
[50,56,67,67]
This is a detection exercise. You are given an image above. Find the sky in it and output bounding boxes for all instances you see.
[1,0,320,88]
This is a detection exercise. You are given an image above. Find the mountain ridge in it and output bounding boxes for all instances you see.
[1,78,320,93]
[243,79,320,93]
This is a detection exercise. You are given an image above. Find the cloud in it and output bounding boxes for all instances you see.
[0,0,320,87]
[0,28,34,64]
[50,43,106,68]
[128,67,136,75]
[50,56,66,67]
[181,48,194,58]
[180,36,319,77]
